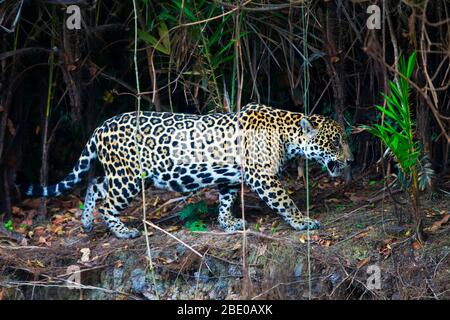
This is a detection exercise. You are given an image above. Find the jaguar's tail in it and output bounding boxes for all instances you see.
[24,135,98,197]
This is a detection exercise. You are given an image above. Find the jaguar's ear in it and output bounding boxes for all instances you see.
[300,118,317,138]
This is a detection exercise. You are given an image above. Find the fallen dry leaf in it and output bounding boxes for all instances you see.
[38,236,48,246]
[378,246,391,258]
[356,257,371,269]
[318,239,332,247]
[51,225,65,235]
[412,241,423,250]
[424,208,442,217]
[33,226,45,237]
[12,206,22,216]
[232,242,242,251]
[308,234,333,246]
[51,214,67,225]
[378,238,397,258]
[299,234,308,243]
[345,192,367,203]
[157,257,175,265]
[165,225,180,233]
[28,259,45,268]
[353,227,374,240]
[317,183,328,190]
[427,214,450,232]
[67,208,80,215]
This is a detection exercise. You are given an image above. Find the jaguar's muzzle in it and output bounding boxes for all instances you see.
[326,160,349,177]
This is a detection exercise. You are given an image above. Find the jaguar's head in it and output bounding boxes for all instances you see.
[288,115,354,177]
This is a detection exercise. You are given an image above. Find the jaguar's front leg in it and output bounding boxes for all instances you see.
[245,172,320,231]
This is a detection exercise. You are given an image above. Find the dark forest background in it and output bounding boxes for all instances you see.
[0,0,449,220]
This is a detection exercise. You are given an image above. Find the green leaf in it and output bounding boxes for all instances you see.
[4,219,12,228]
[391,135,399,150]
[406,52,417,79]
[375,105,397,121]
[137,29,170,55]
[207,15,232,47]
[212,54,235,68]
[158,21,170,53]
[159,9,178,22]
[185,220,207,232]
[172,0,197,22]
[388,82,403,105]
[179,201,208,221]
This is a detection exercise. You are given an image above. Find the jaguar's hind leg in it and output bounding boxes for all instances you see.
[99,179,141,239]
[81,177,107,233]
[217,185,246,231]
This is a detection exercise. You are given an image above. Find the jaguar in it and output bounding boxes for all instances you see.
[25,103,354,239]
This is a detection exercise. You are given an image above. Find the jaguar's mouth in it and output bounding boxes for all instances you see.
[327,160,345,177]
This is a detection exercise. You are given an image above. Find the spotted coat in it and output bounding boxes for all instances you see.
[26,104,353,239]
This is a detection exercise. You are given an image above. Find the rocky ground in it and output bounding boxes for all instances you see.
[0,166,449,300]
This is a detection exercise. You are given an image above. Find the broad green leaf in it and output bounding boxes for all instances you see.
[158,21,170,53]
[390,135,398,150]
[407,52,417,79]
[375,105,398,121]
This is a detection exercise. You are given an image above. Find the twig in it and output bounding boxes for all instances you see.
[143,220,204,259]
[324,204,372,226]
[1,280,138,299]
